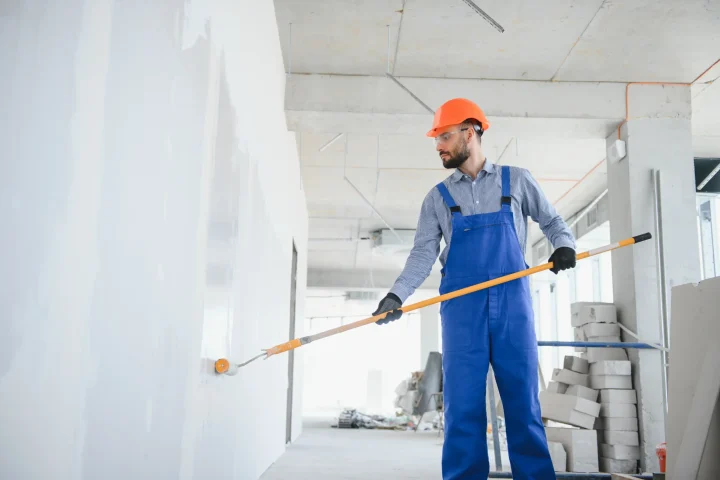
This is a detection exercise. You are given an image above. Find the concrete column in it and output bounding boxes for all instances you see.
[420,303,440,368]
[606,84,701,470]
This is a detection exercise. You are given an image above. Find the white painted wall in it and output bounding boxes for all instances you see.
[0,2,307,479]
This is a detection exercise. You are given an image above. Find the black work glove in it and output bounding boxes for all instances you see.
[549,246,576,274]
[373,293,403,325]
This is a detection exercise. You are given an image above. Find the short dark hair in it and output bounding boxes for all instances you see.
[461,118,483,144]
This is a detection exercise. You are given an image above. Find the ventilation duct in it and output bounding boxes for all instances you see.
[370,229,416,256]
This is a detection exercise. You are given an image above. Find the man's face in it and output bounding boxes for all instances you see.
[435,127,470,170]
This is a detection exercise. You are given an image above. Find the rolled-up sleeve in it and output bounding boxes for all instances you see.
[389,191,442,303]
[520,169,576,251]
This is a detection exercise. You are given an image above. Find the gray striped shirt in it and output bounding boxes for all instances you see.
[389,159,576,302]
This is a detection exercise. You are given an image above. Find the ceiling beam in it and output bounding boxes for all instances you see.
[285,74,627,137]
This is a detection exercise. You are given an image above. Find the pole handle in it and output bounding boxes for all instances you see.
[260,232,651,359]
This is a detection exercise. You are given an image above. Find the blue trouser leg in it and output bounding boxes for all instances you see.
[440,288,490,480]
[490,278,556,480]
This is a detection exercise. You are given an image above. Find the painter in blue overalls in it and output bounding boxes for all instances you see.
[373,98,577,479]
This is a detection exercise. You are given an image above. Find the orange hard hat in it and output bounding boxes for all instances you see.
[426,98,490,137]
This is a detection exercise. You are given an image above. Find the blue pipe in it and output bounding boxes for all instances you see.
[538,341,658,349]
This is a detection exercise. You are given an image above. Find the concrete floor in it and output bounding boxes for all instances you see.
[260,418,510,480]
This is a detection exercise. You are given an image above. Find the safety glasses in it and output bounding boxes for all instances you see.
[433,128,468,145]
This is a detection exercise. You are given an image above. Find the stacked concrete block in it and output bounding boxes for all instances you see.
[566,384,599,402]
[593,367,638,473]
[548,441,567,472]
[541,355,602,431]
[571,302,629,363]
[568,302,639,474]
[547,381,568,394]
[589,360,633,389]
[574,326,588,352]
[571,302,617,327]
[546,427,599,473]
[539,391,600,429]
[552,367,589,387]
[584,322,621,338]
[564,355,589,373]
[586,348,628,364]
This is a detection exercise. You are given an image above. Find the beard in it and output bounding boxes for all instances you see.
[439,139,470,169]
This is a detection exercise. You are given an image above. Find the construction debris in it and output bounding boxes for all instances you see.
[332,409,412,430]
[394,352,443,418]
[540,301,640,474]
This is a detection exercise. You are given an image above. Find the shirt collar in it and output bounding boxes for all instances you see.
[450,158,496,182]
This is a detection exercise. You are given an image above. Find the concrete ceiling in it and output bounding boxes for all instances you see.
[273,0,720,287]
[274,0,720,82]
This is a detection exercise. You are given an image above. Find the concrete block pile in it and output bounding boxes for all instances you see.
[595,386,639,474]
[540,354,597,430]
[540,352,600,472]
[538,302,639,474]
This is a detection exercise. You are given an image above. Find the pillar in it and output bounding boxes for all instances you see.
[420,303,440,368]
[606,83,701,470]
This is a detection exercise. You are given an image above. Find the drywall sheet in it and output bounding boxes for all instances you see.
[667,276,720,479]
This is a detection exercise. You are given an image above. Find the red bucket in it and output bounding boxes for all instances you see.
[656,442,666,472]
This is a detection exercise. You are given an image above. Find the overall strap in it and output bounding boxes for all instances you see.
[501,165,512,212]
[436,182,462,217]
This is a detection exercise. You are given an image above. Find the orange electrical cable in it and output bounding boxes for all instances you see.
[691,58,720,84]
[617,57,720,139]
[552,158,605,207]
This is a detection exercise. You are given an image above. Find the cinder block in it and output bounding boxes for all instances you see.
[552,368,589,387]
[547,381,568,394]
[566,384,599,402]
[602,430,639,446]
[600,444,641,461]
[599,389,637,404]
[571,302,617,327]
[564,355,590,374]
[546,427,599,472]
[574,327,587,352]
[540,391,600,417]
[540,397,597,429]
[590,360,632,376]
[598,417,639,432]
[600,403,637,418]
[584,323,621,338]
[587,335,622,343]
[586,348,628,363]
[548,441,567,472]
[601,457,637,474]
[590,375,633,390]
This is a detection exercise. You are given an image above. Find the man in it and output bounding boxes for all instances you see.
[373,98,576,479]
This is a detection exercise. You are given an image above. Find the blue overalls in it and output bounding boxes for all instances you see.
[437,166,555,480]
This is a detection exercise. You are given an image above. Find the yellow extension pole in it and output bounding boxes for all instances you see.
[215,232,652,375]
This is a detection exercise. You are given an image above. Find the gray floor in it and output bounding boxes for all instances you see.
[260,418,510,480]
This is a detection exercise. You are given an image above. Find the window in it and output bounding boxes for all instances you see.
[531,221,614,383]
[697,194,720,279]
[694,157,720,279]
